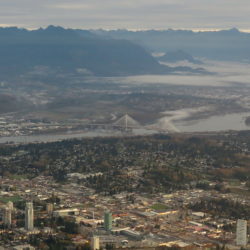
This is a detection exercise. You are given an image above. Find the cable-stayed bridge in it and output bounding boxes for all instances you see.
[77,114,143,132]
[113,114,141,130]
[32,114,169,133]
[112,114,171,132]
[62,114,168,132]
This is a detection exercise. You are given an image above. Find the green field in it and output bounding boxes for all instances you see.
[151,203,169,211]
[9,174,28,180]
[0,195,22,203]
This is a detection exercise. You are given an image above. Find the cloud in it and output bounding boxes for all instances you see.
[50,3,93,10]
[0,0,250,30]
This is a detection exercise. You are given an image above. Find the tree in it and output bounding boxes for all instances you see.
[105,243,114,250]
[81,243,91,250]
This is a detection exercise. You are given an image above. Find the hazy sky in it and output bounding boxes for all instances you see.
[1,0,250,31]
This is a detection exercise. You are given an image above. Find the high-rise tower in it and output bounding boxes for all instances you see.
[91,236,100,250]
[7,201,14,211]
[25,202,34,231]
[46,203,53,215]
[104,211,112,231]
[236,219,248,246]
[3,206,12,228]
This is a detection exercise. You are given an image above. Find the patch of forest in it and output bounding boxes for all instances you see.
[0,132,250,194]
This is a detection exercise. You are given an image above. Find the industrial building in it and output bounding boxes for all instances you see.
[53,208,79,217]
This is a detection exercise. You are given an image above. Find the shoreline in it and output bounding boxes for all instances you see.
[155,106,213,132]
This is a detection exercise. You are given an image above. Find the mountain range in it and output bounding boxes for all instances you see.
[0,26,205,77]
[93,28,250,62]
[1,26,250,79]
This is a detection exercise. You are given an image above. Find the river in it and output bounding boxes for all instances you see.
[0,128,157,144]
[1,112,250,144]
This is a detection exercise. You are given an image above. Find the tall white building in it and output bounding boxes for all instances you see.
[236,219,248,246]
[91,236,100,250]
[25,202,34,231]
[7,201,14,211]
[3,206,12,228]
[46,203,53,215]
